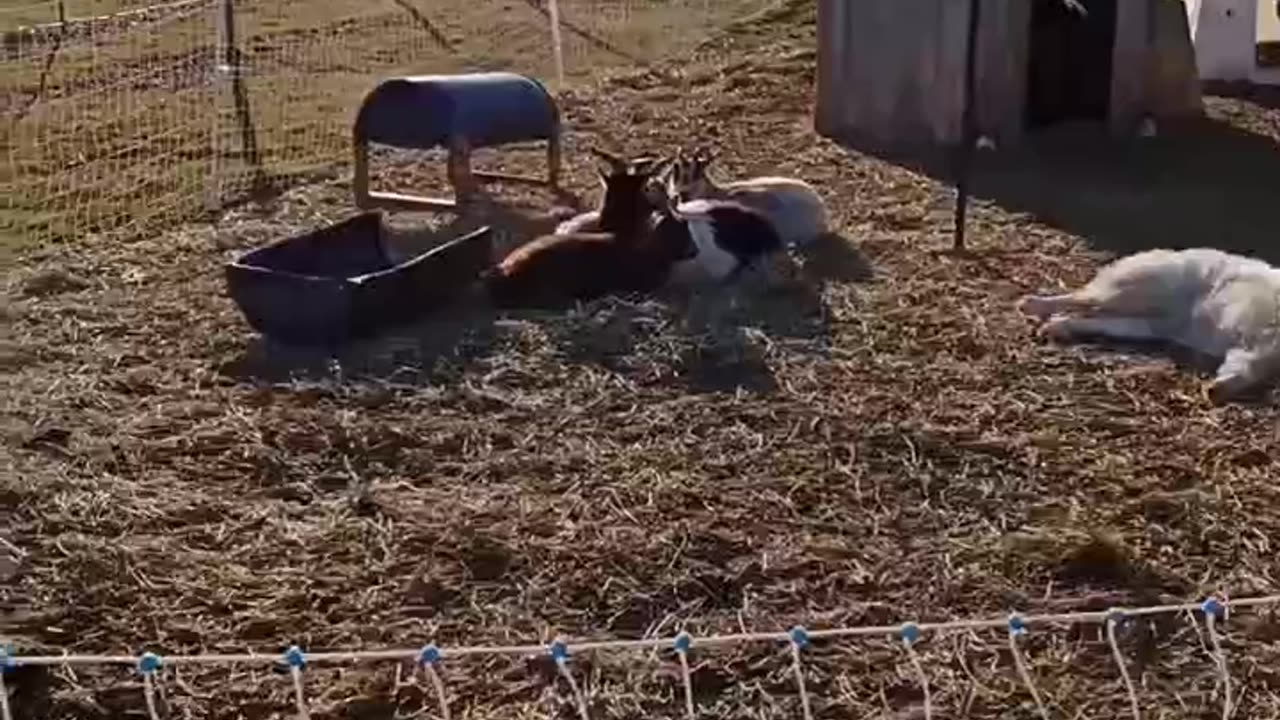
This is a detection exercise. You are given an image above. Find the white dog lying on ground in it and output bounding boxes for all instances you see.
[1019,248,1280,403]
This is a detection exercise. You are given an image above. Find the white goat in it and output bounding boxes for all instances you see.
[1019,248,1280,402]
[664,146,830,248]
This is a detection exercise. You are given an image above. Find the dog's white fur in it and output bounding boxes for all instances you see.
[1019,248,1280,401]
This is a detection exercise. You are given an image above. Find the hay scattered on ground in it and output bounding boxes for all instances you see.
[4,8,1280,720]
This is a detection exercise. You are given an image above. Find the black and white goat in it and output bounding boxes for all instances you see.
[665,146,830,248]
[649,193,786,288]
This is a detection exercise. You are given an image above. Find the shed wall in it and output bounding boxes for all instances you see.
[815,0,972,148]
[973,0,1032,145]
[1109,0,1152,133]
[815,0,1204,150]
[1146,0,1203,118]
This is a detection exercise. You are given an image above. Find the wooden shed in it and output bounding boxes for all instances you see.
[815,0,1204,150]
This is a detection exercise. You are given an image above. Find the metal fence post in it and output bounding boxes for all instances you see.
[953,0,982,251]
[206,0,230,211]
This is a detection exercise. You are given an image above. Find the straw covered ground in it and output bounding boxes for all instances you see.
[4,4,1280,719]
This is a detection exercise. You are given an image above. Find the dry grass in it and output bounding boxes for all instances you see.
[4,2,1280,719]
[1,0,763,247]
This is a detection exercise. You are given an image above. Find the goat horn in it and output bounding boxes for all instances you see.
[634,153,672,169]
[632,155,672,178]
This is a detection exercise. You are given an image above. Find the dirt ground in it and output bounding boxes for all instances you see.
[4,3,1280,719]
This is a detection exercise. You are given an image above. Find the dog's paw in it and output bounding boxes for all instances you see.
[1037,317,1075,342]
[1205,375,1254,405]
[1018,295,1053,320]
[1204,380,1230,405]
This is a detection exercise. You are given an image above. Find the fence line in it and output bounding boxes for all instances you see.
[1,594,1278,720]
[10,0,210,33]
[1,0,772,248]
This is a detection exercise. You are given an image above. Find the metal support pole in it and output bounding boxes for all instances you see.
[547,0,565,90]
[954,0,982,251]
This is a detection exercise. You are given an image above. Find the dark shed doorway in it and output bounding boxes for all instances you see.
[1025,0,1119,129]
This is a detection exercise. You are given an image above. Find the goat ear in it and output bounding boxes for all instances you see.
[589,146,627,174]
[660,161,678,186]
[648,156,674,182]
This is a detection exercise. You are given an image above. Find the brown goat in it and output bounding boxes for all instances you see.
[483,149,692,310]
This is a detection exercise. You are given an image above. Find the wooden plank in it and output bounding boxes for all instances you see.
[473,171,551,185]
[359,191,458,213]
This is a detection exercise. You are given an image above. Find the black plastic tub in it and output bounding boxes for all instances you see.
[225,211,493,346]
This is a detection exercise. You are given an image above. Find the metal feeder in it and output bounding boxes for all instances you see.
[352,72,563,212]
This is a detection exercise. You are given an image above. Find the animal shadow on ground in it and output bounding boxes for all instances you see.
[224,258,863,396]
[510,296,792,395]
[1202,80,1280,111]
[1044,331,1278,405]
[463,230,873,396]
[796,230,875,285]
[840,106,1280,264]
[650,234,874,395]
[222,195,871,394]
[223,289,805,396]
[222,301,502,387]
